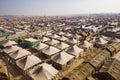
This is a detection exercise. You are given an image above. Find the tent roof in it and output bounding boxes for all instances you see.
[45,39,59,46]
[52,51,74,65]
[3,46,22,54]
[3,40,17,47]
[65,45,84,57]
[79,40,93,49]
[42,46,61,56]
[28,63,58,80]
[16,55,42,70]
[93,37,108,45]
[49,34,60,39]
[66,38,78,44]
[33,43,48,51]
[57,31,65,35]
[42,37,50,42]
[8,49,31,60]
[57,36,68,41]
[54,42,70,50]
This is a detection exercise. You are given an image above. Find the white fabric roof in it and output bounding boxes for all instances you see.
[93,37,108,45]
[52,51,74,65]
[57,31,65,35]
[66,38,78,44]
[3,46,22,54]
[42,46,61,56]
[49,34,60,39]
[79,40,93,49]
[54,42,70,50]
[8,49,31,60]
[65,45,84,57]
[65,33,72,37]
[42,37,50,42]
[33,43,48,51]
[57,36,68,41]
[45,39,59,46]
[3,40,17,47]
[28,63,58,80]
[16,55,42,70]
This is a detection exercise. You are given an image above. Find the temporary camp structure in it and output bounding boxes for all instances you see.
[64,32,72,37]
[45,39,59,46]
[79,40,93,49]
[49,34,60,39]
[51,51,74,69]
[41,37,50,42]
[41,46,61,58]
[28,63,58,80]
[66,38,78,45]
[32,43,48,51]
[57,31,65,36]
[3,40,17,47]
[93,37,108,45]
[65,45,84,58]
[16,55,42,71]
[8,49,31,60]
[54,42,70,50]
[57,36,68,41]
[24,38,40,47]
[3,46,22,54]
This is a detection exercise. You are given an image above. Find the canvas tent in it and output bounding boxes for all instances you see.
[28,63,58,80]
[3,46,22,54]
[49,34,60,39]
[66,38,78,45]
[79,40,93,49]
[51,51,74,69]
[32,43,48,51]
[45,39,59,46]
[41,46,61,57]
[54,42,70,50]
[93,37,108,45]
[41,37,50,42]
[8,49,31,60]
[65,45,84,58]
[3,40,17,47]
[16,55,42,71]
[57,36,68,41]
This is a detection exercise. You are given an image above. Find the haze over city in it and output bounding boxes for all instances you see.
[0,0,120,16]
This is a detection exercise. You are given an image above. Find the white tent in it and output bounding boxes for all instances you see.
[54,42,70,50]
[16,55,42,71]
[45,39,59,46]
[33,43,48,51]
[93,37,108,45]
[57,31,65,36]
[79,40,93,49]
[28,63,58,80]
[65,45,84,58]
[41,37,50,42]
[49,34,60,39]
[3,46,22,54]
[65,33,72,37]
[51,51,74,65]
[66,38,78,45]
[41,46,61,57]
[57,36,68,41]
[3,40,17,47]
[8,49,31,60]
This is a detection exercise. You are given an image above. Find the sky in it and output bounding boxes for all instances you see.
[0,0,120,16]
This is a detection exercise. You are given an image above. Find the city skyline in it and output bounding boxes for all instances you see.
[0,0,120,16]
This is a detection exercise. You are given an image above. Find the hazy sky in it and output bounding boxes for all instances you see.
[0,0,120,16]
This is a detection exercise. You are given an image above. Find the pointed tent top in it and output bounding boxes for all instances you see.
[3,40,17,47]
[55,42,70,50]
[94,37,108,45]
[45,39,59,46]
[28,63,58,80]
[33,43,48,51]
[65,45,84,57]
[52,51,74,65]
[16,55,42,70]
[66,38,78,44]
[79,40,93,49]
[57,36,68,41]
[42,37,50,42]
[42,46,61,56]
[50,34,60,39]
[9,49,31,60]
